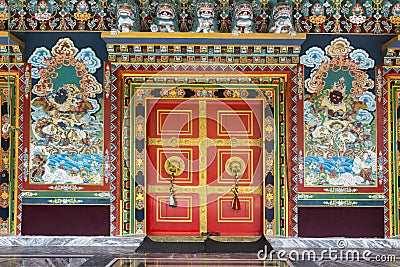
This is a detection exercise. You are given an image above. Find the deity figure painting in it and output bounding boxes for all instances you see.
[28,38,104,186]
[300,37,376,187]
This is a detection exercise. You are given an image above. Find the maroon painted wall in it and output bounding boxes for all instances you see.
[298,207,384,238]
[21,205,110,236]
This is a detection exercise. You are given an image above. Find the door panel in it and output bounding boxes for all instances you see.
[207,147,262,186]
[146,99,201,235]
[207,194,263,235]
[146,193,200,235]
[146,146,200,187]
[206,100,262,140]
[205,100,263,236]
[146,99,199,139]
[146,98,263,236]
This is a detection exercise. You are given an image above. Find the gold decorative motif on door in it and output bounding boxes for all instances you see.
[146,98,264,236]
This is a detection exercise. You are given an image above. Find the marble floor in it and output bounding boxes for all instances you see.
[0,249,398,266]
[0,237,398,266]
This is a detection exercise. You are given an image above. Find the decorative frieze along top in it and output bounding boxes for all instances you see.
[101,32,306,65]
[102,32,306,45]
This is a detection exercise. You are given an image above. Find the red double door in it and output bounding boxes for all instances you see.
[146,98,264,236]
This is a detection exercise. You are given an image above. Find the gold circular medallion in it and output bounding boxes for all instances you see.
[225,156,246,177]
[164,156,185,176]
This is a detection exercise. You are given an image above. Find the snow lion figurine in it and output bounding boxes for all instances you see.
[192,0,217,33]
[268,0,296,35]
[151,0,179,32]
[231,0,255,34]
[114,0,140,32]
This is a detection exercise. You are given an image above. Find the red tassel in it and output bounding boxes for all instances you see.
[232,195,240,210]
[231,186,240,210]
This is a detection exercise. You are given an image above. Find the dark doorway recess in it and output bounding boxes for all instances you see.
[298,207,384,238]
[22,205,110,236]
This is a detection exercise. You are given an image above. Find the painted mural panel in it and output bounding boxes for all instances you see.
[25,38,109,191]
[290,37,390,237]
[301,37,377,189]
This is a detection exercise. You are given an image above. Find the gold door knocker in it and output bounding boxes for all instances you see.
[164,156,184,208]
[225,156,245,210]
